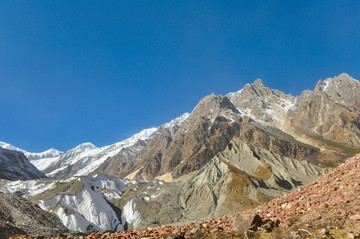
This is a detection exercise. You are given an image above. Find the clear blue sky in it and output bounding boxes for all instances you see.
[1,1,359,152]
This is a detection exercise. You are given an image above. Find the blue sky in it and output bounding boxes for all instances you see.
[1,1,359,152]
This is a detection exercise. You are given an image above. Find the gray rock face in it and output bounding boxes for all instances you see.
[0,192,69,237]
[0,147,46,180]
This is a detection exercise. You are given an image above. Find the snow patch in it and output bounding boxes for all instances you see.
[162,112,190,129]
[0,180,55,197]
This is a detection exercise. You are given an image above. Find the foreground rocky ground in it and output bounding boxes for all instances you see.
[8,153,360,239]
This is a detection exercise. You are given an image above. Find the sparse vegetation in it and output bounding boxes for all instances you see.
[312,135,360,155]
[169,148,182,169]
[254,164,272,181]
[263,129,319,151]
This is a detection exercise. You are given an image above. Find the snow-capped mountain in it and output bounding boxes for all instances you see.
[0,128,157,179]
[33,128,157,179]
[121,73,360,180]
[0,141,27,153]
[26,148,63,161]
[0,141,63,172]
[0,147,46,180]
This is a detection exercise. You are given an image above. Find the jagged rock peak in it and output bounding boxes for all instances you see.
[312,73,360,108]
[192,93,238,116]
[336,72,357,81]
[252,78,265,88]
[315,73,358,92]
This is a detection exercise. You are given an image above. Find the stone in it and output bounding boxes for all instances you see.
[347,232,360,239]
[320,228,329,235]
[233,213,262,233]
[350,214,360,220]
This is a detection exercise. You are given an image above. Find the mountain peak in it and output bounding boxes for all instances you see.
[0,141,27,153]
[252,78,265,87]
[127,127,157,142]
[75,142,97,150]
[336,72,355,80]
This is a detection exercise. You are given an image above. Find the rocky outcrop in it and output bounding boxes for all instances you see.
[0,147,46,180]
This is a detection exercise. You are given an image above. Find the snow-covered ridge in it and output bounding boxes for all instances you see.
[26,148,63,161]
[1,128,157,178]
[0,141,62,161]
[43,127,157,178]
[162,112,190,129]
[0,141,27,153]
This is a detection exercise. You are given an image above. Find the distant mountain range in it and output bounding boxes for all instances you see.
[0,73,359,236]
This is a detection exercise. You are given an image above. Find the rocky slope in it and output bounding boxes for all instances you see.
[0,192,70,238]
[0,147,46,180]
[249,153,360,237]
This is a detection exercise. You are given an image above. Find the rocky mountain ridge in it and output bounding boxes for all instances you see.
[117,73,360,181]
[0,147,46,181]
[2,73,359,181]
